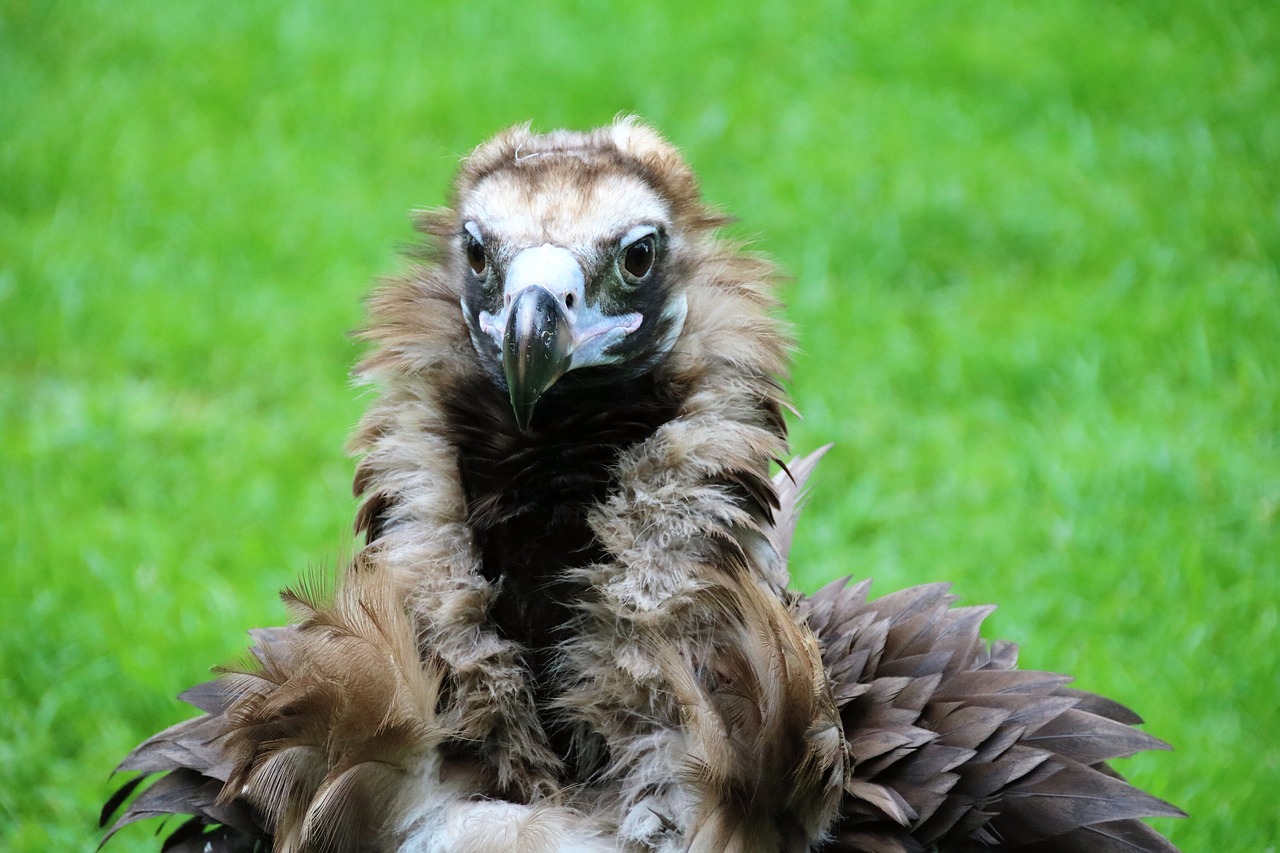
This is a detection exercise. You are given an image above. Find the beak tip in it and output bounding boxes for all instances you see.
[511,400,535,432]
[502,285,574,431]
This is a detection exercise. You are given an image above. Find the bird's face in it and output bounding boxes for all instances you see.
[457,166,689,430]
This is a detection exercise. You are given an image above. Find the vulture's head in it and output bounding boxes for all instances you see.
[357,116,787,552]
[429,118,738,430]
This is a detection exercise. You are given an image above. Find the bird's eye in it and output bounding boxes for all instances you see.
[621,235,655,280]
[465,235,487,275]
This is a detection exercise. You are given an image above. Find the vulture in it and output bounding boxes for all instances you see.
[102,118,1183,853]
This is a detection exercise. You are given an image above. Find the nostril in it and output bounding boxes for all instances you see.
[505,293,512,307]
[564,293,575,309]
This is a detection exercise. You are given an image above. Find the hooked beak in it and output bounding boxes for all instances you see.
[475,244,645,431]
[503,285,573,431]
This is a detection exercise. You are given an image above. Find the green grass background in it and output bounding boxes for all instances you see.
[3,1,1276,849]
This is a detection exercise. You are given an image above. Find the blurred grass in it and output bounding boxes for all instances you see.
[2,1,1276,850]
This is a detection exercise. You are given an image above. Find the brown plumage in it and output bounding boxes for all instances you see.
[103,118,1182,852]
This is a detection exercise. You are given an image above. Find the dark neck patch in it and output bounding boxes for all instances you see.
[439,366,686,767]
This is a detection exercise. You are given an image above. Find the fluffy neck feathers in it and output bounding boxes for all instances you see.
[348,177,797,804]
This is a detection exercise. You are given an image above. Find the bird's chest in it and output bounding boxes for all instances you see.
[444,378,682,770]
[472,503,601,656]
[458,436,624,774]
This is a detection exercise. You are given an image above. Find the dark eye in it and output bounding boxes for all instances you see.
[621,235,655,279]
[465,235,486,275]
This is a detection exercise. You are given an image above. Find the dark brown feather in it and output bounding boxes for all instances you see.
[104,559,457,853]
[793,578,1183,852]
